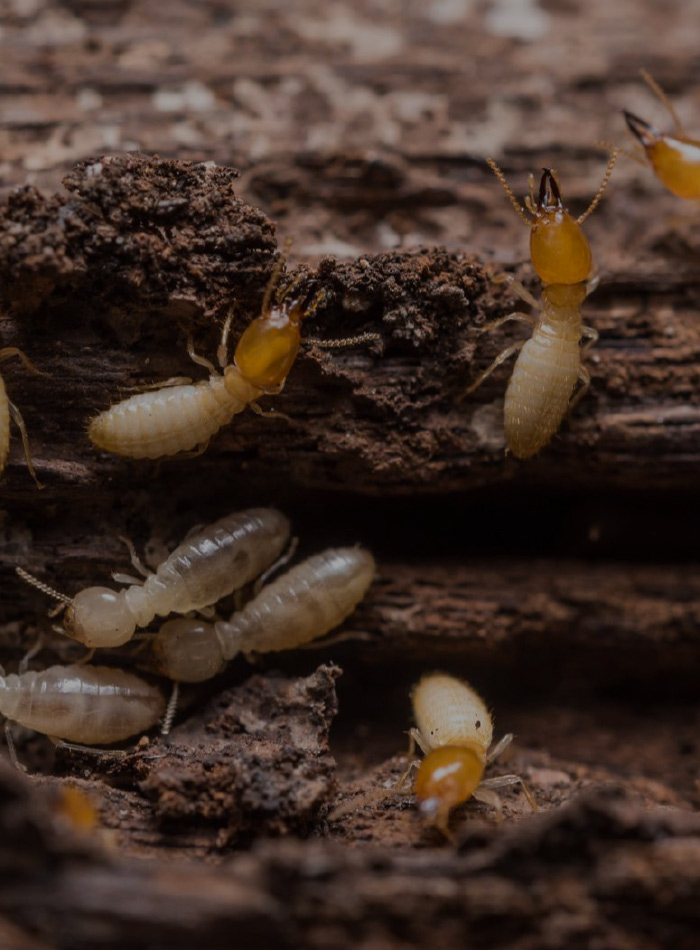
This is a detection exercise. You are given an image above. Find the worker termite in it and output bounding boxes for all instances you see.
[329,672,534,839]
[16,508,290,648]
[465,152,617,458]
[0,665,165,745]
[0,347,42,487]
[407,673,534,836]
[622,70,700,200]
[88,265,323,459]
[149,546,376,682]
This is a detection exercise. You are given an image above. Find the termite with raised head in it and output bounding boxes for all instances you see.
[622,70,700,200]
[149,546,376,682]
[466,152,617,458]
[17,508,290,648]
[0,665,165,745]
[0,347,42,487]
[408,672,534,836]
[88,263,322,459]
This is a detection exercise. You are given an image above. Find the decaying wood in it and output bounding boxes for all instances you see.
[1,0,700,947]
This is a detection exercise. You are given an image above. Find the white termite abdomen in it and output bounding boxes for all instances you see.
[412,673,493,755]
[0,665,165,744]
[88,373,260,459]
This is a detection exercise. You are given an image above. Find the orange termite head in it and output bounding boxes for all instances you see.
[413,743,485,835]
[233,285,316,390]
[529,168,593,285]
[623,109,700,200]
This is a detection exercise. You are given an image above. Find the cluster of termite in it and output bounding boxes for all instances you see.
[1,72,698,841]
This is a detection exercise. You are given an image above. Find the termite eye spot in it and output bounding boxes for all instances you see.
[475,721,481,729]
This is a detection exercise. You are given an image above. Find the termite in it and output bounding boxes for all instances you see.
[0,347,42,487]
[407,673,534,836]
[16,508,291,648]
[88,262,323,459]
[466,152,617,458]
[149,546,376,682]
[0,665,165,745]
[622,70,700,200]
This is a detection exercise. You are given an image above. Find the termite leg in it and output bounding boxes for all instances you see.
[472,785,503,813]
[491,273,540,311]
[640,68,683,129]
[4,723,26,772]
[54,740,128,758]
[0,346,44,375]
[132,376,194,393]
[478,311,536,336]
[580,325,599,354]
[395,729,422,790]
[249,402,292,422]
[479,773,537,810]
[297,629,372,650]
[253,536,299,594]
[486,732,514,765]
[18,632,45,674]
[463,341,525,397]
[217,311,235,370]
[186,335,217,375]
[118,535,152,579]
[568,365,591,414]
[8,399,43,489]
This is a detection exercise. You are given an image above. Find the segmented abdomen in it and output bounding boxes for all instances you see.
[504,331,581,459]
[129,508,292,622]
[88,376,244,459]
[0,665,165,744]
[412,674,493,754]
[216,547,376,657]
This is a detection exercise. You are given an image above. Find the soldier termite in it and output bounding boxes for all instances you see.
[149,547,376,682]
[0,347,43,487]
[0,665,165,745]
[16,508,290,648]
[622,70,700,200]
[465,153,617,458]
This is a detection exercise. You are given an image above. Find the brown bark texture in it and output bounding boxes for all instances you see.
[0,0,699,948]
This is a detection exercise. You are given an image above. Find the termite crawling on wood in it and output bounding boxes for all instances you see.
[0,665,165,745]
[407,673,534,837]
[149,547,376,682]
[465,151,618,458]
[622,70,700,200]
[16,508,290,647]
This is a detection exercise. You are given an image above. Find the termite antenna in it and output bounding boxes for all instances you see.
[15,566,74,606]
[577,148,618,224]
[486,158,532,225]
[640,68,682,130]
[262,240,292,314]
[596,139,647,167]
[161,681,180,737]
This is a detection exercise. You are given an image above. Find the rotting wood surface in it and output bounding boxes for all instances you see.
[1,1,700,948]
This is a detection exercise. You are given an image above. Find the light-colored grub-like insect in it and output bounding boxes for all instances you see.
[0,665,165,744]
[466,153,617,458]
[622,70,700,200]
[407,673,534,836]
[150,547,376,682]
[88,270,324,459]
[0,347,42,487]
[16,508,290,648]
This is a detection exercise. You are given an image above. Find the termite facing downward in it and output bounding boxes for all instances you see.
[0,665,165,744]
[150,547,376,682]
[17,508,290,648]
[409,673,533,836]
[623,70,700,200]
[466,152,617,458]
[88,272,324,459]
